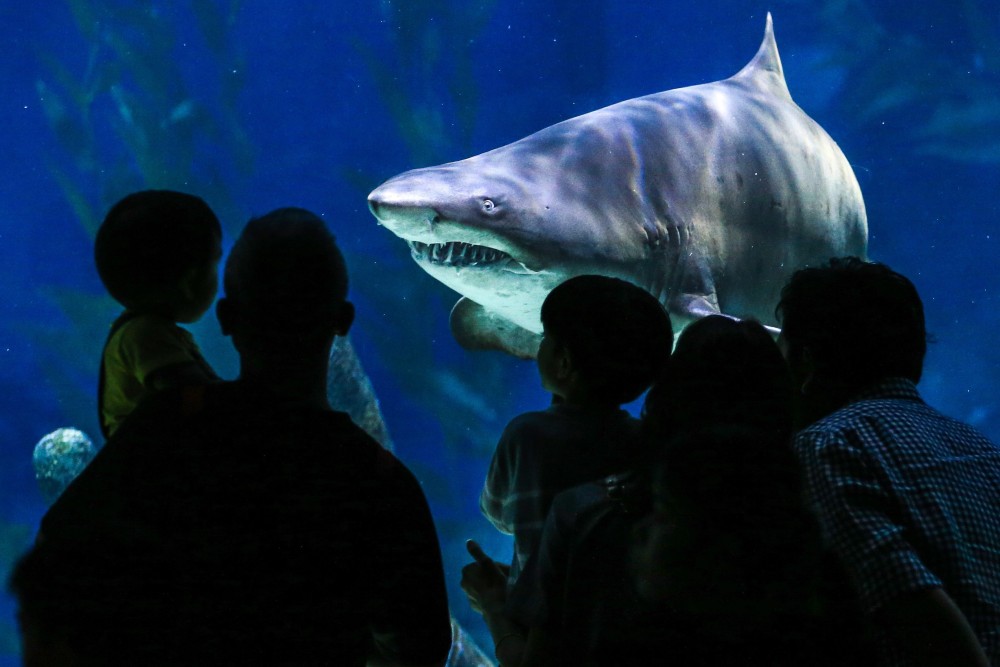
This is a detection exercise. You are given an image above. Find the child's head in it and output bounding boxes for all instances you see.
[95,190,222,322]
[642,315,792,439]
[539,275,672,406]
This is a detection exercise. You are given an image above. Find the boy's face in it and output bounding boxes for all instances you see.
[175,245,222,324]
[537,330,570,397]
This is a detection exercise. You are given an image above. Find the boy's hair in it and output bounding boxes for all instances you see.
[223,207,349,337]
[776,256,926,388]
[541,275,672,405]
[95,190,221,312]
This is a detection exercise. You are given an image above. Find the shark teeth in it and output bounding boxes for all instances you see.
[408,240,511,267]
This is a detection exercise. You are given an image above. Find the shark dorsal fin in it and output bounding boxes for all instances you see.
[730,13,791,101]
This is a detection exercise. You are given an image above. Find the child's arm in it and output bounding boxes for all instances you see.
[461,540,525,666]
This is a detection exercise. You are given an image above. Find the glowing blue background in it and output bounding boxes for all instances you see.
[2,1,998,661]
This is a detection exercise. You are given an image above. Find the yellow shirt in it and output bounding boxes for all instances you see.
[100,314,203,437]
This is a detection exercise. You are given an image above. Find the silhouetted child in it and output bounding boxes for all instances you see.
[478,274,672,586]
[94,190,222,438]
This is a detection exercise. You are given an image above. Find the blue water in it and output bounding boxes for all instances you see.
[2,1,998,662]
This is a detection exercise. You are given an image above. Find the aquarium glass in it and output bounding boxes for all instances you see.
[2,1,998,663]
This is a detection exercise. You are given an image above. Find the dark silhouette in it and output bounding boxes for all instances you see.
[642,313,793,439]
[11,208,452,666]
[624,423,872,666]
[466,274,672,665]
[778,257,999,667]
[503,316,871,665]
[94,190,222,438]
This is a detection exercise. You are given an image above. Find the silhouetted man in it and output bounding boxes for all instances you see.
[777,257,998,667]
[12,208,452,666]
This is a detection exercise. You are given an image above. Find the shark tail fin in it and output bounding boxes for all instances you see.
[730,13,792,102]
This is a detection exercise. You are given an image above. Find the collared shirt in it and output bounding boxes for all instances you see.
[480,403,641,583]
[794,378,1000,666]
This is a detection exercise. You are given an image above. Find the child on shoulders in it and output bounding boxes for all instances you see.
[94,190,222,438]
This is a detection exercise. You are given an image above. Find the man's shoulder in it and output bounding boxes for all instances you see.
[805,384,963,435]
[504,407,560,430]
[797,381,999,462]
[114,383,386,462]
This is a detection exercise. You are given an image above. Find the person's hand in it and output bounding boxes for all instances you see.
[460,539,509,616]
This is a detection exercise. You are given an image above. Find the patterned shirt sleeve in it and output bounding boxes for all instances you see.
[795,428,942,613]
[480,420,519,534]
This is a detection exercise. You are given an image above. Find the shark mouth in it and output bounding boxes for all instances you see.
[408,240,512,267]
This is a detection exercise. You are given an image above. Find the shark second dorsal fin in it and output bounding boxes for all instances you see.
[730,13,791,101]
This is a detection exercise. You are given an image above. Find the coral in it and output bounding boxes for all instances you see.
[33,427,97,505]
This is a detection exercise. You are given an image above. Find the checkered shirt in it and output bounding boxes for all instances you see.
[794,378,1000,665]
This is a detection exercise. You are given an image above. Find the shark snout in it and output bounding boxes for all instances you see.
[367,179,434,222]
[366,194,382,219]
[367,192,436,226]
[366,184,443,242]
[367,187,412,222]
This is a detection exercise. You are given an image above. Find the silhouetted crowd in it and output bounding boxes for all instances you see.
[8,192,1000,666]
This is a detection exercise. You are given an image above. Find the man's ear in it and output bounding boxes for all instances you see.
[797,346,818,395]
[333,301,355,337]
[216,297,234,337]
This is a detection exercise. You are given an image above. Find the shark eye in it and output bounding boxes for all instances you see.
[482,199,496,212]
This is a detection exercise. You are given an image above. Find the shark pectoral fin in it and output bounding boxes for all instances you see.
[666,249,724,329]
[668,293,783,336]
[667,292,723,329]
[450,298,542,360]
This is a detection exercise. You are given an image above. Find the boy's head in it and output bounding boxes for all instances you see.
[95,190,222,321]
[539,275,672,405]
[218,207,353,348]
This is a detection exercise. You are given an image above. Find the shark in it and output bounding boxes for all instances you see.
[367,14,867,358]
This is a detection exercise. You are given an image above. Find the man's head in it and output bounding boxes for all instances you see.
[218,208,353,355]
[539,275,673,406]
[776,256,926,409]
[95,190,222,321]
